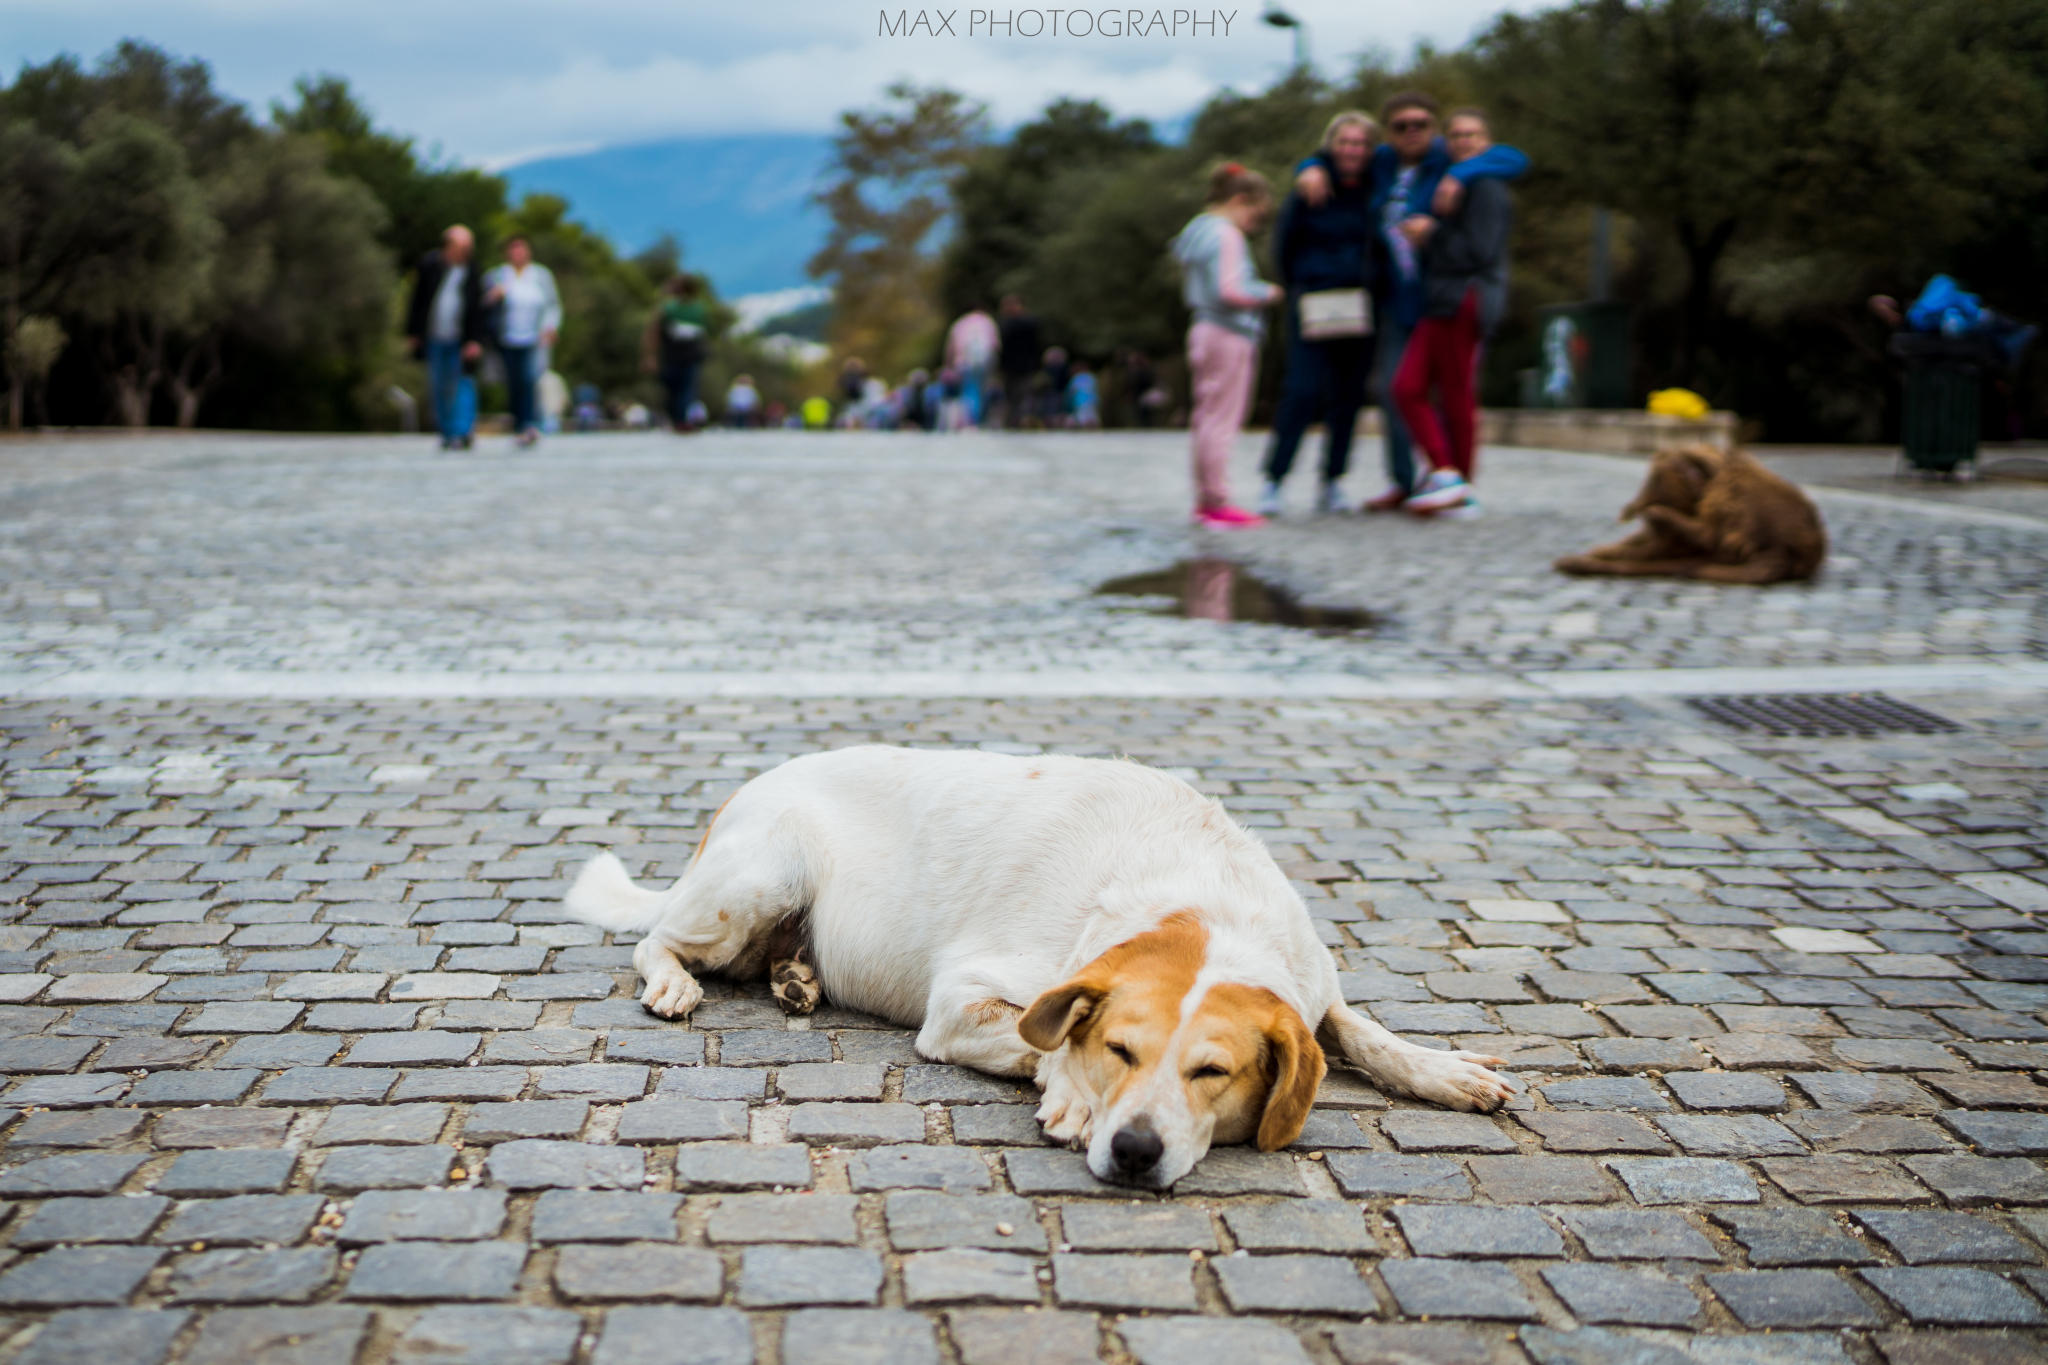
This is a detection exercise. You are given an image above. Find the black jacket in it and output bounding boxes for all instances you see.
[1272,168,1374,296]
[404,249,488,348]
[1421,177,1513,334]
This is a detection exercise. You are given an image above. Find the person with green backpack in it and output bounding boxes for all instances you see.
[643,275,712,433]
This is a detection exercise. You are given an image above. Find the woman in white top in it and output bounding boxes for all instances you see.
[485,237,562,446]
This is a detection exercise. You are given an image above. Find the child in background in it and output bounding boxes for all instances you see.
[724,374,762,428]
[1171,162,1283,528]
[1067,361,1101,429]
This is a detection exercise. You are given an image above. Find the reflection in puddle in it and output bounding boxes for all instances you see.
[1095,559,1376,633]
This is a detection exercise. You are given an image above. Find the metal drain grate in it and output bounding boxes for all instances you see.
[1686,693,1961,737]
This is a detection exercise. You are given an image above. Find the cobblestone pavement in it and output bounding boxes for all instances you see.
[2,432,2044,689]
[0,433,2044,1364]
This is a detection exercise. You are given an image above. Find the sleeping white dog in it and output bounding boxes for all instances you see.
[565,745,1511,1188]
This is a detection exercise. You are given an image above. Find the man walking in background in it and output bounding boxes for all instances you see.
[1392,110,1516,519]
[996,295,1041,429]
[404,225,486,451]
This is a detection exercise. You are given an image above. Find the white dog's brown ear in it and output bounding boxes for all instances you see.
[1018,979,1105,1052]
[1256,1007,1326,1151]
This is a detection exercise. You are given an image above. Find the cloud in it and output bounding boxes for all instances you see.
[476,42,1230,166]
[2,0,1544,163]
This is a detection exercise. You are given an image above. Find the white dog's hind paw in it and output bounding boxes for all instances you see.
[1404,1050,1514,1112]
[640,974,702,1020]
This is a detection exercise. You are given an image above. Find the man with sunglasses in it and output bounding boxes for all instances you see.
[1295,92,1528,512]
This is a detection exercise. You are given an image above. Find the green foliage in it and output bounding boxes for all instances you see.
[809,82,989,378]
[1,42,395,428]
[940,98,1157,318]
[906,0,2048,438]
[1475,0,2046,433]
[275,75,507,266]
[0,42,712,430]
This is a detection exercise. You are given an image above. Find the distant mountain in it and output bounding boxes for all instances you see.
[504,134,833,296]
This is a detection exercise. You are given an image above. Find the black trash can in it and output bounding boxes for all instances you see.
[1888,332,1999,474]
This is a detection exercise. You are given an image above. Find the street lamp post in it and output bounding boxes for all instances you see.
[1262,4,1309,72]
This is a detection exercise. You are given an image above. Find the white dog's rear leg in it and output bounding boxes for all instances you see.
[634,937,702,1019]
[626,801,815,1018]
[1322,1003,1513,1111]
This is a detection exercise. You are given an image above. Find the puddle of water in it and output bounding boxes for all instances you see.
[1095,558,1376,633]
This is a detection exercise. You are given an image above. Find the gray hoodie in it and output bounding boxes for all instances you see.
[1172,213,1274,342]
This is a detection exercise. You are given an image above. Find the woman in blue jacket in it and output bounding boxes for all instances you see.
[1257,112,1378,518]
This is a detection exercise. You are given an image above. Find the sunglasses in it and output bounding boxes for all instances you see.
[1389,119,1434,133]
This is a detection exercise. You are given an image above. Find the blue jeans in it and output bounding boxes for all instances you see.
[426,340,472,442]
[1263,306,1374,488]
[501,345,537,434]
[1374,314,1418,493]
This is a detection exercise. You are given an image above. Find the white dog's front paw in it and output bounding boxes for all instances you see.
[640,973,702,1020]
[1035,1090,1094,1146]
[1403,1049,1513,1112]
[1033,1063,1095,1146]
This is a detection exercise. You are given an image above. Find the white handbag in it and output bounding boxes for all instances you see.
[1298,288,1373,340]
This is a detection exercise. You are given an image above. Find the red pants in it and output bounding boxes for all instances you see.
[1392,291,1482,480]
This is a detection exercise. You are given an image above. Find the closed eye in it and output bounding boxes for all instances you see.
[1190,1064,1229,1081]
[1107,1042,1135,1066]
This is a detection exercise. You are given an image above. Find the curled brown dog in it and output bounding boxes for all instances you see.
[1554,444,1827,584]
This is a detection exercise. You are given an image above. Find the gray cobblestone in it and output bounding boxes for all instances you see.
[5,431,2048,1353]
[181,1307,371,1365]
[15,1195,169,1247]
[12,1309,189,1365]
[392,1305,580,1365]
[157,1194,325,1248]
[553,1244,723,1301]
[591,1307,750,1365]
[345,1241,526,1301]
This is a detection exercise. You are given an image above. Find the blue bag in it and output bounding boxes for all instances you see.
[452,375,478,438]
[1905,275,1983,337]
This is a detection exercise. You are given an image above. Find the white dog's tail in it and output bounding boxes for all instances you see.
[563,852,668,934]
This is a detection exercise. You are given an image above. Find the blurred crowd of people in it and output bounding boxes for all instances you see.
[409,88,1522,488]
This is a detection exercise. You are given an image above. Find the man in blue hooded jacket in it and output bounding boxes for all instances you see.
[1294,91,1528,509]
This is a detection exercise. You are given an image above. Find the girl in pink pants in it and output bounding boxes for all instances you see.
[1172,164,1281,528]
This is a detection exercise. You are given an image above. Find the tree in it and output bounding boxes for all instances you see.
[808,83,988,378]
[940,98,1157,319]
[275,76,507,266]
[1475,0,2039,388]
[0,120,78,428]
[167,131,393,427]
[46,114,219,424]
[5,316,65,429]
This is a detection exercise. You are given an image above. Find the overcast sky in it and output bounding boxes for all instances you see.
[2,1,1541,167]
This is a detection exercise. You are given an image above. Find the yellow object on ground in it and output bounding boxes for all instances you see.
[801,396,832,429]
[1647,388,1710,420]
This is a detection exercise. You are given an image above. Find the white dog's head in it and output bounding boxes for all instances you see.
[1018,913,1324,1189]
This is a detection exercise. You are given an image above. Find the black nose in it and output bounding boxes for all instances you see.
[1110,1125,1164,1175]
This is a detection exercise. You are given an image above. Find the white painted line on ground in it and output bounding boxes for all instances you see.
[5,659,2047,702]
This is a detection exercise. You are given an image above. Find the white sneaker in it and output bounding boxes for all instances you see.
[1317,482,1349,514]
[1254,482,1283,518]
[1437,496,1483,520]
[1405,469,1470,513]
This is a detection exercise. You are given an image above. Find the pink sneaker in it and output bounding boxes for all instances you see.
[1193,504,1267,529]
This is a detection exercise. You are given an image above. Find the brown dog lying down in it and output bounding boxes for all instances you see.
[1554,444,1827,584]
